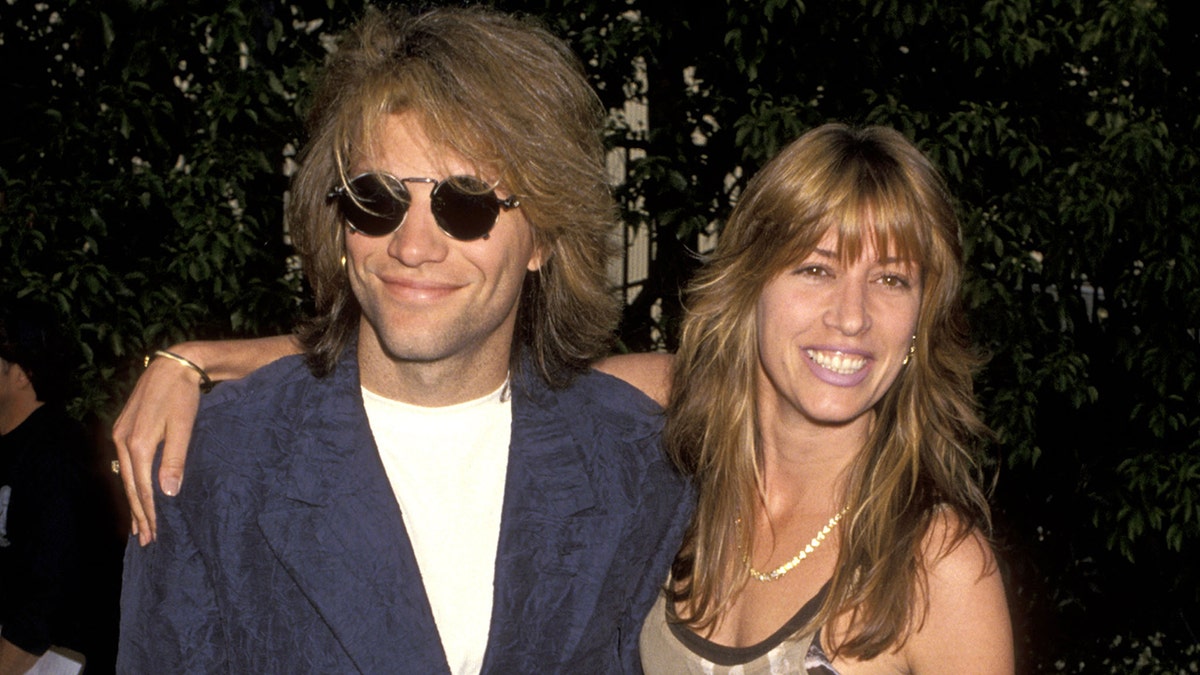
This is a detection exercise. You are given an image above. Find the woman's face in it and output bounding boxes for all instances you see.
[755,227,922,430]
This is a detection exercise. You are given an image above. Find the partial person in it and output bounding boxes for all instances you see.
[1,300,123,675]
[635,124,1013,673]
[116,7,691,673]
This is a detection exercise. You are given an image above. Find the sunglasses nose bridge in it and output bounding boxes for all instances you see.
[391,176,441,230]
[386,193,451,266]
[396,177,442,230]
[397,176,439,194]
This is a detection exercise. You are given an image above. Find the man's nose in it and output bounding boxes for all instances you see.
[387,184,449,266]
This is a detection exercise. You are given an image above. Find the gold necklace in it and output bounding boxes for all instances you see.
[745,507,848,582]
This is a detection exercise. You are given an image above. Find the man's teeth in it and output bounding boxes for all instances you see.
[806,349,866,374]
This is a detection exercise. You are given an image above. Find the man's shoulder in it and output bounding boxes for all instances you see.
[187,353,350,460]
[549,366,663,428]
[518,367,675,477]
[197,353,322,420]
[183,354,353,483]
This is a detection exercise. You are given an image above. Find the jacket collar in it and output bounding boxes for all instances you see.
[254,347,625,673]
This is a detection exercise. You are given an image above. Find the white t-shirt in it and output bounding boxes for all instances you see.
[362,381,512,675]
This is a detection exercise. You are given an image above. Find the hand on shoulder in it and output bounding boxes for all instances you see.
[593,352,674,406]
[112,334,300,545]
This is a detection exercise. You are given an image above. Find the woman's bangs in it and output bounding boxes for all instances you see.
[819,187,928,270]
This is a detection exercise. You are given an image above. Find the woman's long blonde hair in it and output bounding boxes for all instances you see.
[664,123,993,658]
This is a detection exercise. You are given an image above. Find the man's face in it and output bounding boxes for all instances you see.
[344,112,542,400]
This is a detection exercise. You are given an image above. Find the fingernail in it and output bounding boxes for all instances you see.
[162,477,180,496]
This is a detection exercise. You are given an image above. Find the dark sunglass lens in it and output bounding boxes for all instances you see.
[340,174,409,236]
[431,177,501,240]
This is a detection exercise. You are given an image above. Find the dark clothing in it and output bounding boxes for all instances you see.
[0,405,121,673]
[119,347,694,674]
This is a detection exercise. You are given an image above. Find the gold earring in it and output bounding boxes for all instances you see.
[903,335,916,365]
[340,254,347,271]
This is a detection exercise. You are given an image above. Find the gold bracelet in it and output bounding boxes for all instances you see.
[145,349,214,392]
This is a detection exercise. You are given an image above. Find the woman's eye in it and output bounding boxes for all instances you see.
[795,265,829,277]
[878,274,910,288]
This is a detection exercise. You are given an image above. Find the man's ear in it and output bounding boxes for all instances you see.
[12,364,33,389]
[527,245,552,273]
[4,362,35,394]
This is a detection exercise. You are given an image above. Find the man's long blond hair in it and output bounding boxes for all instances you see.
[289,7,618,385]
[665,123,993,658]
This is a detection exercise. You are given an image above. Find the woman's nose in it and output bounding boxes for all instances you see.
[823,280,871,335]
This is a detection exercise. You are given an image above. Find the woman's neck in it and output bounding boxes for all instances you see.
[756,406,871,514]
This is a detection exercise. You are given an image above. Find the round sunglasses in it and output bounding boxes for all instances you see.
[327,172,521,241]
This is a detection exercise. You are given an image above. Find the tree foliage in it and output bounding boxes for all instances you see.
[1,0,366,417]
[2,0,1197,668]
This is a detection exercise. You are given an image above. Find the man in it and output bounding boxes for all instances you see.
[1,301,122,674]
[118,7,692,673]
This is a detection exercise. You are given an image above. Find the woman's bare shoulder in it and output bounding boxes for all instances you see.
[592,352,674,406]
[904,510,1014,673]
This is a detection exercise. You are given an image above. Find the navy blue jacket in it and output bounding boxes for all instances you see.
[118,348,692,673]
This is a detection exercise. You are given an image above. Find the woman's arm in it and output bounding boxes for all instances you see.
[113,335,301,545]
[592,352,674,406]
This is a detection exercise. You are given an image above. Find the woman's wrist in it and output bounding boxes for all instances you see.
[146,348,213,392]
[159,335,301,383]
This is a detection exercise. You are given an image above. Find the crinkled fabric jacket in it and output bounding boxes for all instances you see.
[118,346,693,674]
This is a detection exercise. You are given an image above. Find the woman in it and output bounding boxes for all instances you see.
[114,124,1012,672]
[629,123,1012,673]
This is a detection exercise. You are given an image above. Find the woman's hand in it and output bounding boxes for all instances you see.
[112,345,204,546]
[112,335,301,545]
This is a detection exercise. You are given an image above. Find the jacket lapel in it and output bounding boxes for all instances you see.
[481,369,628,672]
[254,351,450,674]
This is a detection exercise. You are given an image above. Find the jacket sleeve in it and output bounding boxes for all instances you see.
[617,466,695,674]
[117,484,226,673]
